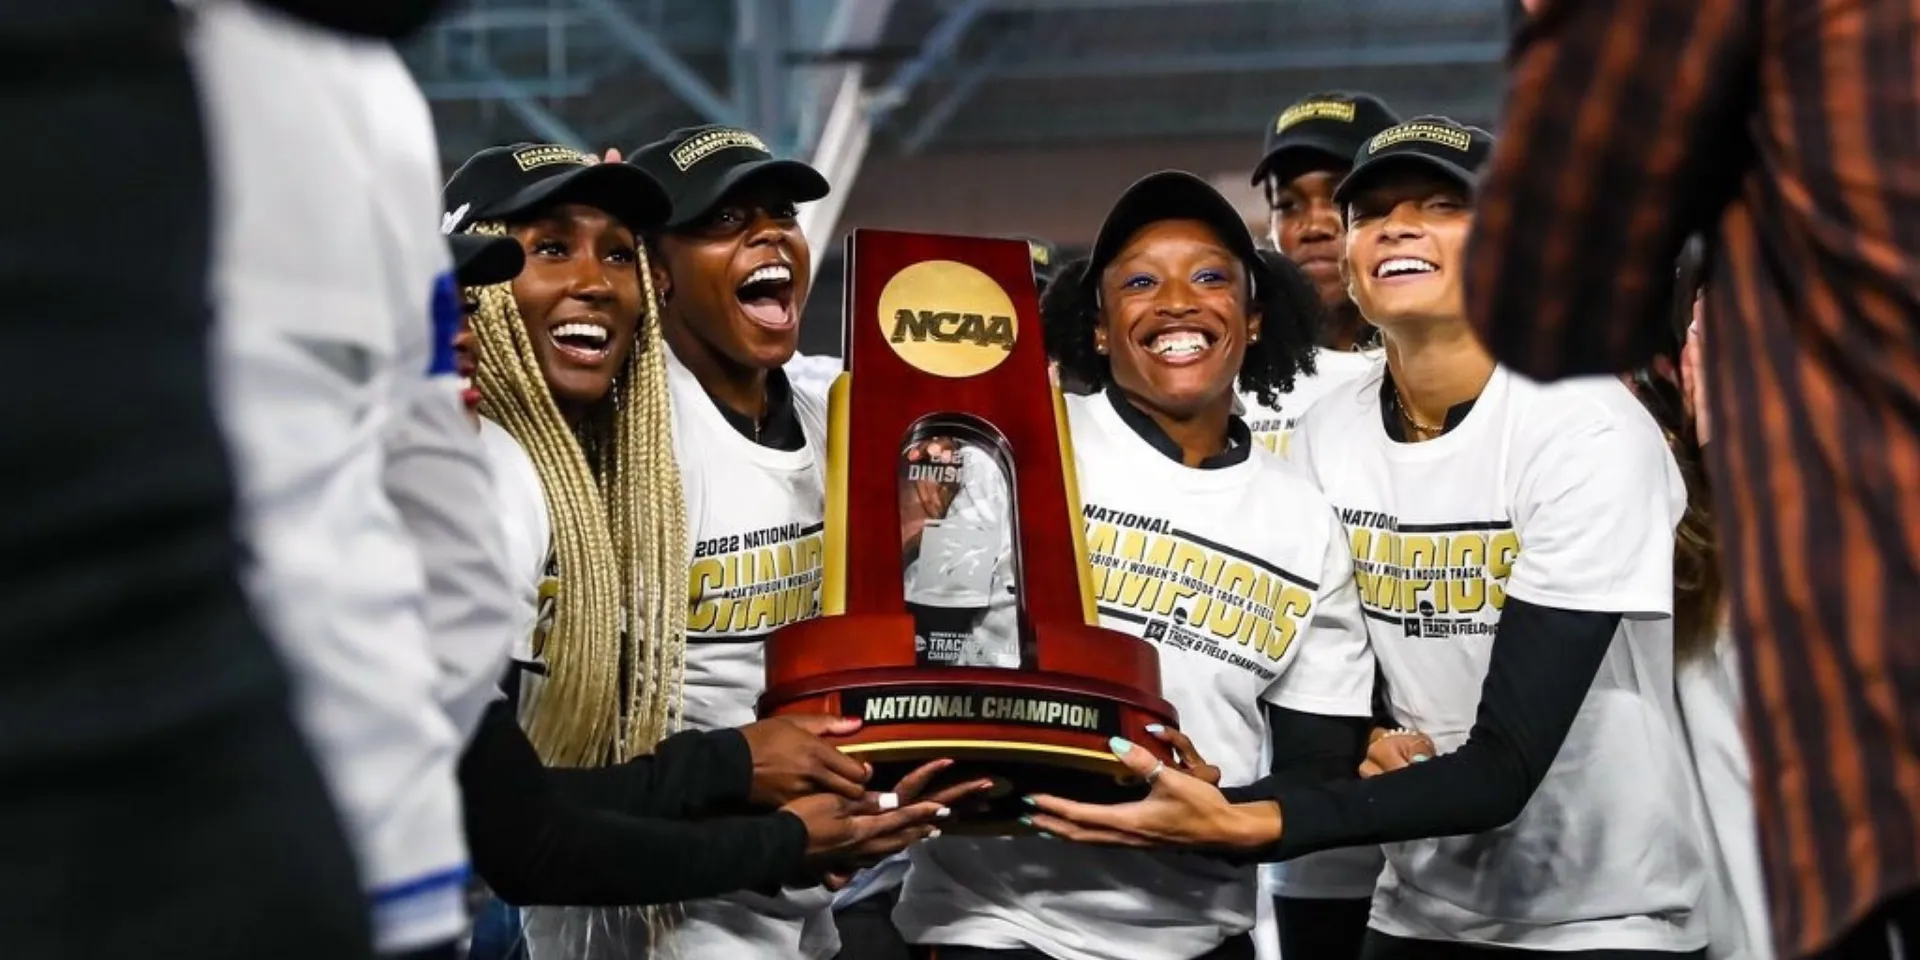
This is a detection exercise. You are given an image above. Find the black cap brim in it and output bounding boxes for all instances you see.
[474,162,671,233]
[1085,171,1263,293]
[449,234,526,287]
[666,158,830,229]
[1332,153,1478,208]
[1249,136,1359,187]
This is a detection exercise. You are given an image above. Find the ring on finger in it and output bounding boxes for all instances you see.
[1145,761,1166,783]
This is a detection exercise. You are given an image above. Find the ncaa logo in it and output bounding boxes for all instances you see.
[876,260,1020,379]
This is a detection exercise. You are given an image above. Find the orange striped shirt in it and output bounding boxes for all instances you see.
[1463,1,1920,956]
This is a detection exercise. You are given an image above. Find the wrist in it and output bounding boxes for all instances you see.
[1217,801,1283,851]
[708,727,759,806]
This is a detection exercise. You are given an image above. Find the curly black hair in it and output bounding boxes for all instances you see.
[1042,247,1324,410]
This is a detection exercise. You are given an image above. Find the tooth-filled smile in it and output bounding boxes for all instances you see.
[736,262,796,329]
[1375,257,1438,278]
[550,321,612,358]
[1149,330,1214,357]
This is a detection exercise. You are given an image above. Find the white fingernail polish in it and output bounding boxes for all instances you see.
[936,807,951,818]
[927,828,942,838]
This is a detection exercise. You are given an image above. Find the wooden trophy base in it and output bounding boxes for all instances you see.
[761,613,1179,834]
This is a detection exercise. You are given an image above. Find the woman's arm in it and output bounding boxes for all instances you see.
[1228,598,1619,857]
[459,703,807,906]
[1029,597,1619,858]
[1258,703,1371,790]
[536,720,753,819]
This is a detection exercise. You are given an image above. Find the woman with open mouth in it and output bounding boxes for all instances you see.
[619,125,989,960]
[1022,118,1710,960]
[889,170,1378,960]
[443,141,972,960]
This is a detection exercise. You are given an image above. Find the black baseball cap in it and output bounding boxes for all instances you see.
[1333,116,1497,207]
[628,125,830,230]
[1010,234,1063,293]
[448,233,525,287]
[1084,171,1270,295]
[442,143,669,235]
[1250,92,1400,188]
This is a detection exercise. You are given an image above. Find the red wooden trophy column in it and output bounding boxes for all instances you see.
[760,230,1176,825]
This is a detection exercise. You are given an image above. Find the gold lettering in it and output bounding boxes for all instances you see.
[1263,585,1313,660]
[1489,530,1520,610]
[1400,534,1437,614]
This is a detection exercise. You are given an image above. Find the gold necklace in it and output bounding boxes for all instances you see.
[1392,386,1445,437]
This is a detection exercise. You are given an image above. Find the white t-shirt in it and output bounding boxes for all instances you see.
[478,347,838,959]
[479,419,552,672]
[194,4,473,948]
[1678,627,1773,960]
[1289,362,1708,953]
[1242,346,1378,455]
[1233,348,1386,909]
[1249,350,1391,906]
[895,392,1375,960]
[665,344,839,960]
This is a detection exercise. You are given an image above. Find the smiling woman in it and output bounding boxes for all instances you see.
[890,171,1377,960]
[621,126,858,960]
[1045,171,1324,460]
[441,143,685,773]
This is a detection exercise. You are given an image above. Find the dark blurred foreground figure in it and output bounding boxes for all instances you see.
[1463,1,1920,957]
[0,2,441,957]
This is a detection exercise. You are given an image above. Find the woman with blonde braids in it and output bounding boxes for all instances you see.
[440,144,969,959]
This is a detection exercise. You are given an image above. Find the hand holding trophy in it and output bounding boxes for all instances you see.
[759,230,1179,832]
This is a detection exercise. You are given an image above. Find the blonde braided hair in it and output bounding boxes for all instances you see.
[466,220,688,767]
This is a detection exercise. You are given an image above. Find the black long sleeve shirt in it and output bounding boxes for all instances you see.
[1225,598,1620,862]
[249,1,447,39]
[458,702,808,906]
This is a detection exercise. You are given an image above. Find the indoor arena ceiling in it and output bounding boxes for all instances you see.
[406,0,1519,170]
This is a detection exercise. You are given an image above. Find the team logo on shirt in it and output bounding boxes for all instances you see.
[687,521,826,640]
[876,260,1019,379]
[1339,507,1518,639]
[1244,414,1294,453]
[1080,504,1314,678]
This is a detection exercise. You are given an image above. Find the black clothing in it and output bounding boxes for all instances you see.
[1106,387,1253,468]
[915,935,1256,960]
[0,7,370,957]
[1226,598,1620,861]
[834,891,914,960]
[253,0,447,40]
[1812,891,1920,960]
[1362,931,1702,960]
[711,367,807,452]
[1266,703,1370,788]
[1277,895,1372,960]
[458,702,809,906]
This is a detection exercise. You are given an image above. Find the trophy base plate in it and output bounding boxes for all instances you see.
[760,666,1178,835]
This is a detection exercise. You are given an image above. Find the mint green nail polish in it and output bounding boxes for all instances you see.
[1108,736,1134,756]
[1412,753,1431,763]
[1022,796,1037,807]
[1018,816,1033,827]
[1145,723,1165,734]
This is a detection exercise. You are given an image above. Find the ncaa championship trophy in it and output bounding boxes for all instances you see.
[759,229,1178,830]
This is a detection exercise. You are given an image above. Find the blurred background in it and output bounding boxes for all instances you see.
[404,0,1521,357]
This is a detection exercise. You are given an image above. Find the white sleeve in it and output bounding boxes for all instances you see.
[1507,416,1680,616]
[1264,507,1375,717]
[1282,406,1323,487]
[195,9,467,951]
[381,375,519,743]
[479,422,553,665]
